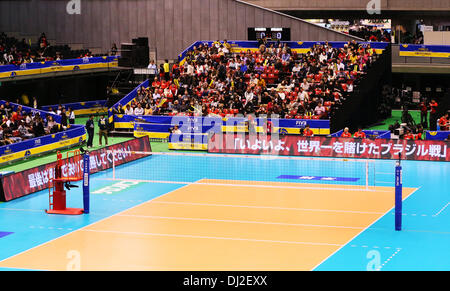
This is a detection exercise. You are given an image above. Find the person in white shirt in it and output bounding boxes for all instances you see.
[147,60,158,79]
[336,59,345,71]
[347,82,354,92]
[172,125,182,134]
[314,103,326,116]
[292,63,301,74]
[186,63,194,75]
[301,79,310,91]
[298,89,309,102]
[244,88,254,103]
[68,107,76,124]
[134,104,144,115]
[125,104,134,115]
[319,51,328,63]
[152,92,161,100]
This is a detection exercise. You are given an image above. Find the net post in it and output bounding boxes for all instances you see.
[112,150,116,180]
[365,160,369,190]
[82,150,90,214]
[395,153,402,231]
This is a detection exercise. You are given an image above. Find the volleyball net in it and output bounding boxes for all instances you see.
[100,151,398,192]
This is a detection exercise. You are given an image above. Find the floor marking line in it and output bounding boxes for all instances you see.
[0,208,43,212]
[116,214,366,229]
[81,229,344,247]
[433,202,450,217]
[101,178,391,192]
[150,201,387,215]
[0,181,196,265]
[310,186,420,271]
[376,248,402,271]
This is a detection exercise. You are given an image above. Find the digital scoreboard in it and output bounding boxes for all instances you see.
[248,28,291,41]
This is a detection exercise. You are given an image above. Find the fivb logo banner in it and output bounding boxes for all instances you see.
[66,0,81,15]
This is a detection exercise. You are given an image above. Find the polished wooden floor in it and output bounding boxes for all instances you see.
[0,180,416,270]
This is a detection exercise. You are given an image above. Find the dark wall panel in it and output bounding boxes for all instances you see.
[0,0,358,61]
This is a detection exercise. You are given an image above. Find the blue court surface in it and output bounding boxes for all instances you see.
[0,154,448,271]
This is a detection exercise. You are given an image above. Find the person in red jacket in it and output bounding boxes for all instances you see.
[419,101,428,128]
[303,125,314,137]
[341,127,352,138]
[353,127,366,138]
[403,129,415,140]
[438,113,449,131]
[429,99,439,131]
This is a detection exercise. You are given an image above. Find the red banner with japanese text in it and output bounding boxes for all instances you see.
[208,133,449,162]
[0,136,151,202]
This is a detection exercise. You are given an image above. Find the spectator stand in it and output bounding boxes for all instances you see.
[41,100,108,117]
[110,40,391,140]
[0,56,119,79]
[0,100,86,165]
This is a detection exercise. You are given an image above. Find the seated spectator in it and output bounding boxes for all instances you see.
[124,104,134,115]
[302,125,314,137]
[172,125,182,134]
[314,102,326,118]
[32,117,46,137]
[403,129,415,140]
[353,127,366,138]
[18,120,34,139]
[438,113,449,131]
[341,127,352,138]
[46,115,59,134]
[134,103,144,116]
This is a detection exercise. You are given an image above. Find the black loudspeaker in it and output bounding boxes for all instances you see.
[118,38,149,68]
[132,37,148,47]
[134,46,149,68]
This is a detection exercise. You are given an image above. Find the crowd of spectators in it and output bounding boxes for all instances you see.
[113,39,378,120]
[0,32,93,66]
[349,27,391,42]
[0,101,68,146]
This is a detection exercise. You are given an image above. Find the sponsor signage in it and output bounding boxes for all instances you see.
[0,136,151,201]
[208,134,449,162]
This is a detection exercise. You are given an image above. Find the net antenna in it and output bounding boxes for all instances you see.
[395,153,403,231]
[45,149,90,215]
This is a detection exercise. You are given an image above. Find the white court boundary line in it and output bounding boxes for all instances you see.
[433,202,450,217]
[149,201,387,215]
[81,229,344,247]
[117,214,366,230]
[100,178,392,193]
